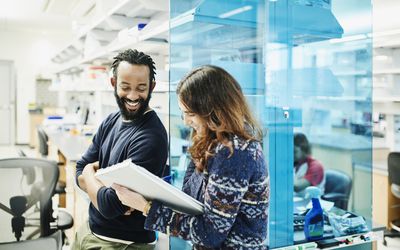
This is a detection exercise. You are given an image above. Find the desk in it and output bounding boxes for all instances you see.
[292,206,385,249]
[310,134,371,214]
[46,130,91,241]
[309,134,389,218]
[372,160,400,229]
[169,186,382,249]
[46,131,91,162]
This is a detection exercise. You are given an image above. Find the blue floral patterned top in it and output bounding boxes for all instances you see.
[145,135,269,249]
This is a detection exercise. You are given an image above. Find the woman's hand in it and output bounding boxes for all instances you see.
[112,184,148,212]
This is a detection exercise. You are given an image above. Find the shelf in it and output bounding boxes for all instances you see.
[373,96,400,102]
[333,70,369,76]
[76,0,133,38]
[169,2,262,50]
[49,85,112,92]
[314,96,368,101]
[53,37,168,75]
[49,78,113,92]
[373,40,400,49]
[50,0,169,74]
[51,0,132,64]
[373,82,390,88]
[373,69,400,74]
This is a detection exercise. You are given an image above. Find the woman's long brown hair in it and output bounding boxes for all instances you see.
[177,65,262,172]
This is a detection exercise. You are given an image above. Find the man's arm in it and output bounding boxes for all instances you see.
[80,161,134,217]
[127,130,168,175]
[294,177,311,192]
[81,162,103,210]
[76,115,110,189]
[76,142,100,186]
[77,161,98,192]
[77,175,87,192]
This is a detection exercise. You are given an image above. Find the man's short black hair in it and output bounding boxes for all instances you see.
[111,49,156,82]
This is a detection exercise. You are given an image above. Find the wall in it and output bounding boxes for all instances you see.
[0,29,71,144]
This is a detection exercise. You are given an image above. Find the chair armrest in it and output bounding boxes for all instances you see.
[56,209,73,230]
[322,193,348,201]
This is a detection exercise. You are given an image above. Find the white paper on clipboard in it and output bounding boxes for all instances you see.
[95,159,204,215]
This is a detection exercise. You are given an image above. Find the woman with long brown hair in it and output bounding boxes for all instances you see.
[113,65,269,249]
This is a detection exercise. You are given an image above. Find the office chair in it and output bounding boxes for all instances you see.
[17,148,27,157]
[321,169,352,210]
[383,152,400,246]
[0,158,73,248]
[37,126,66,203]
[37,126,49,157]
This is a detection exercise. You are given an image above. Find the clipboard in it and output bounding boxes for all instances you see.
[95,159,204,215]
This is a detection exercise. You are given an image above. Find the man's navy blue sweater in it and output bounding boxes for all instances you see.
[76,110,168,243]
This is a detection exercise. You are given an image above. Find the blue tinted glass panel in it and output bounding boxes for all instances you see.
[169,0,372,249]
[169,0,266,186]
[169,0,266,248]
[266,0,372,247]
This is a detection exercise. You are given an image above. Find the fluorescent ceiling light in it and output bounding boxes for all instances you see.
[41,0,51,12]
[71,0,95,17]
[218,5,252,19]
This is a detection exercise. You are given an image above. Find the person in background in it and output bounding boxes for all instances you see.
[294,132,325,197]
[113,65,269,250]
[73,49,168,250]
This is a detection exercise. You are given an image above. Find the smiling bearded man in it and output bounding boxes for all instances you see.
[73,49,168,250]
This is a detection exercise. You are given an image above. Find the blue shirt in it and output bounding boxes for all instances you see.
[76,110,168,243]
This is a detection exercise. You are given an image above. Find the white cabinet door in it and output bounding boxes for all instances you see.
[0,61,15,145]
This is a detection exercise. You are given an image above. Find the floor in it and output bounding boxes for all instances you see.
[1,145,400,249]
[377,236,400,250]
[0,144,37,158]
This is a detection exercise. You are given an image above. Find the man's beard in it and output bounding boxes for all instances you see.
[114,87,151,121]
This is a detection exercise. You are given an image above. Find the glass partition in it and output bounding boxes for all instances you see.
[266,0,372,247]
[169,0,266,189]
[169,0,372,249]
[169,1,266,248]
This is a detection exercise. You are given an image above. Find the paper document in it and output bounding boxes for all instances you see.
[95,159,204,215]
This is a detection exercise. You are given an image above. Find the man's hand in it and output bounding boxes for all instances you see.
[78,161,99,192]
[80,161,103,210]
[82,161,99,177]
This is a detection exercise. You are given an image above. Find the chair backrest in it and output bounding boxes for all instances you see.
[324,169,352,210]
[37,127,49,157]
[388,152,400,185]
[388,152,400,198]
[0,158,58,243]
